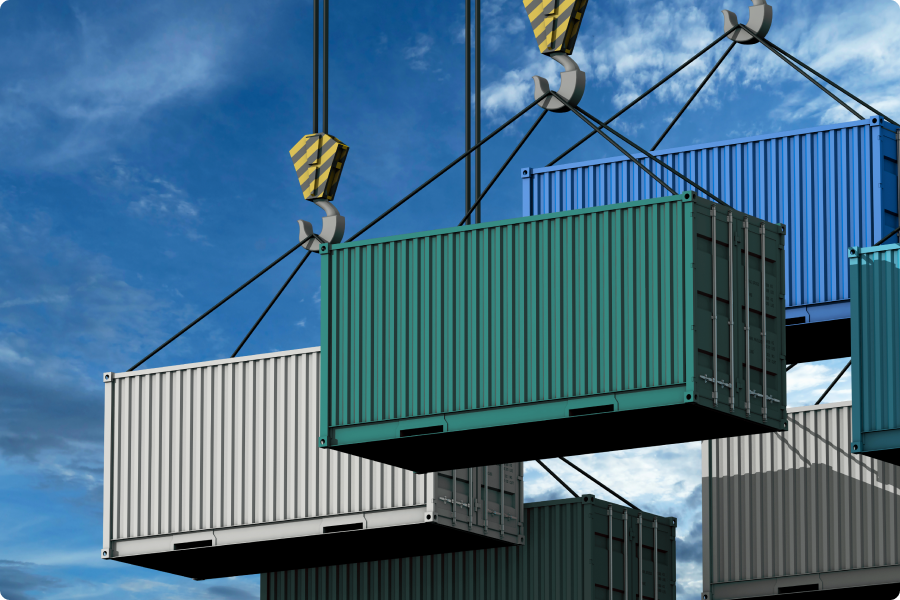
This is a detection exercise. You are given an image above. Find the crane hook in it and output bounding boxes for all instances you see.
[722,0,773,45]
[532,52,586,113]
[289,132,350,252]
[298,200,345,252]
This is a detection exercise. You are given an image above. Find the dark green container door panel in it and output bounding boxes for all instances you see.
[321,193,787,470]
[261,497,676,600]
[690,205,787,422]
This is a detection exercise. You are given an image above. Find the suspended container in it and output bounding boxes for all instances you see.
[320,192,788,473]
[262,495,677,600]
[851,243,900,466]
[703,402,900,600]
[100,348,523,580]
[524,117,900,363]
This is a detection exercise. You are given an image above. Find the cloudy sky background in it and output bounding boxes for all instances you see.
[0,0,894,597]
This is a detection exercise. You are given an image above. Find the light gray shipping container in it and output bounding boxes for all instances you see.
[703,401,900,599]
[261,495,678,600]
[101,348,523,580]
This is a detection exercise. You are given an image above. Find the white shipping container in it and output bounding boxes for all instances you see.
[101,348,523,580]
[703,401,900,599]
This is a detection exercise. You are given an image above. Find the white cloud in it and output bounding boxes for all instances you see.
[0,3,248,169]
[404,34,434,71]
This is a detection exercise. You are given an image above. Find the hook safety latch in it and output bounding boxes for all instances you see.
[722,0,773,45]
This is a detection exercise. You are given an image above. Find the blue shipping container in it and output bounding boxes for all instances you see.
[850,243,900,467]
[524,117,899,363]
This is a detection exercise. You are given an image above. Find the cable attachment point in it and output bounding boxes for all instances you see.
[298,200,345,252]
[722,0,773,45]
[533,53,586,113]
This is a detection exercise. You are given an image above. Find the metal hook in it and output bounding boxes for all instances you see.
[722,0,773,45]
[532,52,586,113]
[298,200,345,252]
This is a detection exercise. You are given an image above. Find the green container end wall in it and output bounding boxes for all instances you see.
[851,243,900,465]
[320,193,788,472]
[261,496,677,600]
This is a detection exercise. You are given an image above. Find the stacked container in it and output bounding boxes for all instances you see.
[319,191,787,472]
[262,495,677,600]
[101,348,523,580]
[703,402,900,599]
[524,117,900,363]
[850,243,900,466]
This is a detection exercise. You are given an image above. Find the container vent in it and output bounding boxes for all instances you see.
[399,425,443,438]
[569,405,615,417]
[777,583,819,594]
[323,523,364,534]
[174,540,212,550]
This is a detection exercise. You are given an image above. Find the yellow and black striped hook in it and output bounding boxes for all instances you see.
[289,133,349,252]
[523,0,589,113]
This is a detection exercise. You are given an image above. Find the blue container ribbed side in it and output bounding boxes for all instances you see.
[523,118,899,313]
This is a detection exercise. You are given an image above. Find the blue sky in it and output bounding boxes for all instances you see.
[0,0,897,598]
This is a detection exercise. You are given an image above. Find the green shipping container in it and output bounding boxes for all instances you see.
[320,193,788,472]
[851,243,900,466]
[261,496,677,600]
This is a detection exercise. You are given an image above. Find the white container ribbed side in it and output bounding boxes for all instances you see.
[703,401,900,600]
[106,349,424,540]
[101,348,523,579]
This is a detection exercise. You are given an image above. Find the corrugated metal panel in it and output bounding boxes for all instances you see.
[524,117,900,315]
[106,348,425,540]
[101,348,523,579]
[320,193,787,472]
[703,402,900,599]
[261,496,678,600]
[851,243,900,464]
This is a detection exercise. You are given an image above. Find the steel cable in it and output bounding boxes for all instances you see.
[126,236,313,371]
[536,459,579,498]
[546,25,740,167]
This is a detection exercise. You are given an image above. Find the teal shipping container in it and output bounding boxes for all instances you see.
[261,495,677,600]
[851,243,900,466]
[320,192,788,472]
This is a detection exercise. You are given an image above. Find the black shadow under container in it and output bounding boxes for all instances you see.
[100,349,522,580]
[262,495,677,600]
[320,193,788,472]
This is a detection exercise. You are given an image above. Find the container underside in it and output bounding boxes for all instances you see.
[857,447,900,468]
[331,402,781,473]
[711,582,900,600]
[111,522,515,580]
[785,318,850,364]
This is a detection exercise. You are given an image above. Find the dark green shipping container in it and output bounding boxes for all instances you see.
[320,193,788,472]
[261,496,677,600]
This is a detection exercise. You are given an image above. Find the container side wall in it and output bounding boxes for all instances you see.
[323,196,690,428]
[852,244,900,443]
[107,350,429,541]
[525,119,899,311]
[705,402,900,588]
[261,497,676,600]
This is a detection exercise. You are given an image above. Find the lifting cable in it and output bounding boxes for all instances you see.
[126,236,313,371]
[815,359,851,405]
[558,457,641,511]
[546,26,740,167]
[652,41,737,151]
[535,459,579,499]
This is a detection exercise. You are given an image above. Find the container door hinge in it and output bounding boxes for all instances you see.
[439,496,470,508]
[700,374,732,389]
[750,389,781,404]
